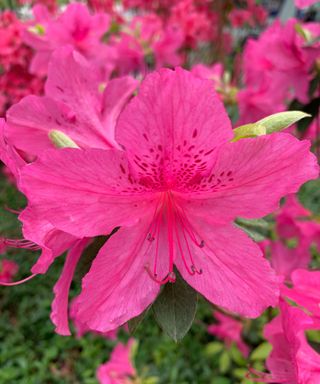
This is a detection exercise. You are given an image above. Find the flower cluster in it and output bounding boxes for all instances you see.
[0,1,320,382]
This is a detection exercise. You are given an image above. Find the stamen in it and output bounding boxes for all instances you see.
[174,220,195,276]
[175,209,203,275]
[1,238,40,251]
[4,205,22,215]
[145,265,176,285]
[175,206,204,248]
[147,233,155,241]
[0,273,37,286]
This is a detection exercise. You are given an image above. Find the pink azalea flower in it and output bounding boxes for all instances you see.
[23,3,113,79]
[6,46,137,156]
[262,194,320,280]
[97,339,136,384]
[0,259,19,283]
[208,311,249,357]
[18,68,318,332]
[0,11,44,116]
[276,195,320,243]
[241,19,320,106]
[266,241,310,282]
[295,0,318,9]
[251,299,320,383]
[237,82,285,125]
[191,63,223,90]
[282,269,320,320]
[111,14,183,75]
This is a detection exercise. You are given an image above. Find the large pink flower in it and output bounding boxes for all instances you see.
[19,68,318,332]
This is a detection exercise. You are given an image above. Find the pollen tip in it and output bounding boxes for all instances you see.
[147,233,155,242]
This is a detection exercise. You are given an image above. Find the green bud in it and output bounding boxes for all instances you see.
[48,130,79,149]
[28,24,46,35]
[232,111,311,142]
[295,23,313,43]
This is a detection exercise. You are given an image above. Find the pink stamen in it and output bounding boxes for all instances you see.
[153,211,162,276]
[174,220,195,276]
[166,193,175,275]
[144,192,204,285]
[4,205,22,215]
[1,238,40,251]
[0,273,37,286]
[175,205,204,249]
[175,207,203,275]
[145,265,176,284]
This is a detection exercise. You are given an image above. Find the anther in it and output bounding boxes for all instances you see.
[199,240,205,248]
[147,233,155,241]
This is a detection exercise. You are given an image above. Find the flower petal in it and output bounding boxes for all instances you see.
[20,148,156,238]
[74,219,160,332]
[115,67,233,185]
[175,219,279,317]
[183,133,318,223]
[19,207,78,274]
[50,238,89,336]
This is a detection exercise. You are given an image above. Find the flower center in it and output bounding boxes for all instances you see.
[144,192,203,284]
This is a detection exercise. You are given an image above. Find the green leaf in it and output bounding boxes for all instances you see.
[205,341,224,357]
[152,270,198,342]
[250,342,272,361]
[128,307,149,334]
[229,343,246,366]
[219,350,231,373]
[298,179,320,215]
[235,218,271,242]
[48,130,79,148]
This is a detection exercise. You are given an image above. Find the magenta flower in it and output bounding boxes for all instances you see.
[0,259,19,283]
[23,3,113,78]
[97,339,136,384]
[251,299,320,383]
[295,0,318,9]
[208,311,249,357]
[6,46,137,156]
[282,269,320,321]
[262,195,320,280]
[19,68,318,332]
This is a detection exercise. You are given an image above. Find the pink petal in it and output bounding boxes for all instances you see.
[0,119,25,181]
[184,133,318,223]
[19,207,78,274]
[20,148,156,238]
[115,67,233,178]
[74,219,160,332]
[101,76,138,147]
[51,238,89,335]
[6,48,112,153]
[175,219,279,317]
